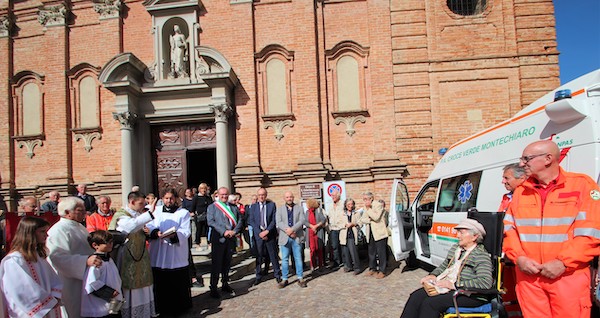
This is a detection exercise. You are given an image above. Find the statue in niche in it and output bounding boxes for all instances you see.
[169,24,188,78]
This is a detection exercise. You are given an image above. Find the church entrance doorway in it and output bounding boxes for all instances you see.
[186,149,217,193]
[152,123,217,197]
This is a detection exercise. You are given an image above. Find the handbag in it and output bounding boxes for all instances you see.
[198,212,207,222]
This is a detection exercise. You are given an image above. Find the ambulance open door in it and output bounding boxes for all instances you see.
[389,178,414,261]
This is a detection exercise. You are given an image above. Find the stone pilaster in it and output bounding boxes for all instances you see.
[0,12,13,211]
[211,103,232,190]
[113,111,137,203]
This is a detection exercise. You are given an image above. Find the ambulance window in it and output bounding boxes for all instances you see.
[437,171,482,212]
[416,182,439,212]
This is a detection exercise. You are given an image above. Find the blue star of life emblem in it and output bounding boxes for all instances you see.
[458,180,473,204]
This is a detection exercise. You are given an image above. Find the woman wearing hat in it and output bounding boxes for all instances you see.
[400,218,494,318]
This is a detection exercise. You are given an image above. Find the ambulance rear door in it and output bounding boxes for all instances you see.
[389,179,413,261]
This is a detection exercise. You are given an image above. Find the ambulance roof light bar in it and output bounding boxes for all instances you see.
[545,89,589,124]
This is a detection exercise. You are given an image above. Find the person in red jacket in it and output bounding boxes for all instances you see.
[86,196,114,232]
[503,140,600,317]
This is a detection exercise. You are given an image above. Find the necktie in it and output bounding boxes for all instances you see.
[260,203,266,229]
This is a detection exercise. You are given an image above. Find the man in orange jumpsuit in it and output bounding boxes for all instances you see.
[503,140,600,317]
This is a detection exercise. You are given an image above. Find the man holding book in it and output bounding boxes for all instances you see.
[147,188,192,316]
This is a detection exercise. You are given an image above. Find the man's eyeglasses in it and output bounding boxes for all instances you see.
[519,153,548,163]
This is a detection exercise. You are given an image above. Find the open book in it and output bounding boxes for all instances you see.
[161,226,177,237]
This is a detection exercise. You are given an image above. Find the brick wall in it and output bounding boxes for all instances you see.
[0,0,560,208]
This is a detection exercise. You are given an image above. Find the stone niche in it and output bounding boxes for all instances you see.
[143,0,205,85]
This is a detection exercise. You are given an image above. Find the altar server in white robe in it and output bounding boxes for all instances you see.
[47,197,103,318]
[0,216,63,318]
[108,191,156,318]
[147,188,192,316]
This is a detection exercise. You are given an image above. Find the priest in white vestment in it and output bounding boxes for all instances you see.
[109,191,157,318]
[47,197,103,318]
[147,188,192,316]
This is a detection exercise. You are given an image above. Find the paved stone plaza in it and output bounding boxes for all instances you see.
[183,258,428,318]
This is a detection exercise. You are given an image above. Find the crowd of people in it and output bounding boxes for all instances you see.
[2,140,598,318]
[0,181,394,316]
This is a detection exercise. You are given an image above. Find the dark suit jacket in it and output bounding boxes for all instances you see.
[78,194,97,213]
[248,200,277,240]
[207,201,243,243]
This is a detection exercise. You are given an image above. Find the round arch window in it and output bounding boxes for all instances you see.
[447,0,487,16]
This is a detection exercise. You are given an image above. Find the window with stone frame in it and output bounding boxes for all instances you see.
[255,45,296,140]
[255,44,295,117]
[326,41,370,115]
[68,64,103,152]
[68,64,102,130]
[447,0,487,16]
[12,72,45,137]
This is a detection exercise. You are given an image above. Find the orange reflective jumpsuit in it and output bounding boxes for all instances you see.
[503,168,600,318]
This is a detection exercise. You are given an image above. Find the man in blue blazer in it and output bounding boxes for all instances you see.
[207,187,243,298]
[248,187,281,285]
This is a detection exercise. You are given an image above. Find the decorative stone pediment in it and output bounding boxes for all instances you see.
[38,3,69,27]
[194,46,237,85]
[99,53,147,93]
[143,0,204,12]
[93,0,122,20]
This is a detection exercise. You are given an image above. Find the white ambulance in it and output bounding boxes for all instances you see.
[389,69,600,267]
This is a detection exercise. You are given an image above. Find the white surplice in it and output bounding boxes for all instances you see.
[146,206,190,269]
[47,218,94,318]
[81,259,123,318]
[0,252,63,318]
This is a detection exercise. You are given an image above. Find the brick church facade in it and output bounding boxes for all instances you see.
[0,0,559,209]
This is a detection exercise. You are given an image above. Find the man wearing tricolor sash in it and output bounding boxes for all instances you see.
[207,187,243,298]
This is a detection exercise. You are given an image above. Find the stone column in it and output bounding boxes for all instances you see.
[113,111,137,204]
[212,104,232,190]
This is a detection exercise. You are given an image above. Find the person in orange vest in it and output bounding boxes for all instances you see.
[498,163,527,212]
[86,195,115,232]
[503,140,600,317]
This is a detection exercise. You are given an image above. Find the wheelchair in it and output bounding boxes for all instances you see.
[443,211,509,318]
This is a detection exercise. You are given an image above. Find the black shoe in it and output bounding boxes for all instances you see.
[276,277,282,284]
[343,267,351,273]
[209,289,221,299]
[297,279,307,288]
[251,279,261,287]
[192,281,204,288]
[277,280,288,289]
[221,285,234,294]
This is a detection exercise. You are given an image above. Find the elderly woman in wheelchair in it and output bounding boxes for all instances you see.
[400,218,493,318]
